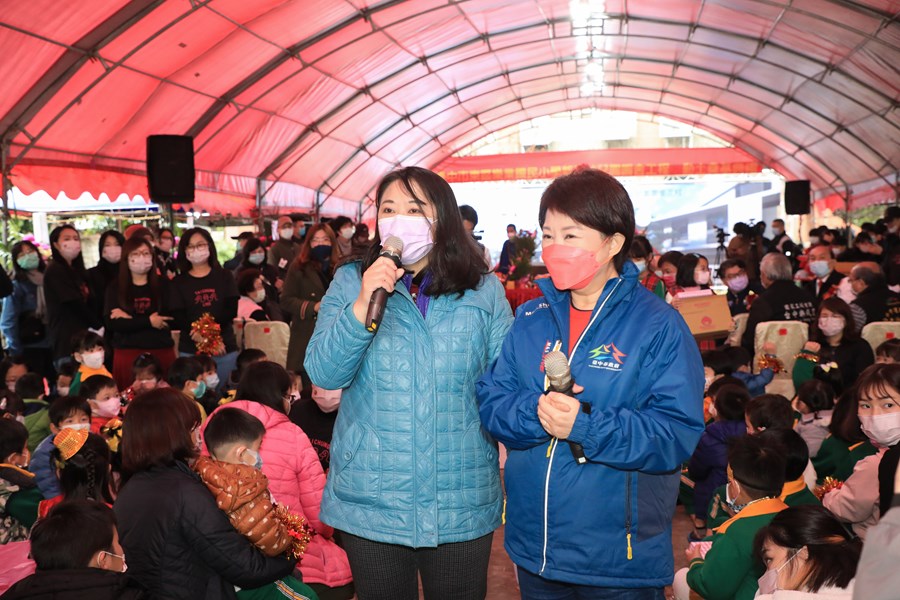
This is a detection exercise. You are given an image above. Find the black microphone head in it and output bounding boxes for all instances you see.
[382,236,404,257]
[543,351,570,380]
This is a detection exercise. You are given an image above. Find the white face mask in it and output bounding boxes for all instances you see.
[204,373,220,390]
[279,227,294,240]
[860,413,900,447]
[102,245,122,264]
[251,289,266,303]
[82,350,105,370]
[186,247,210,265]
[248,252,265,265]
[818,316,844,337]
[809,260,831,279]
[64,423,91,432]
[378,215,436,266]
[694,270,711,285]
[56,386,70,397]
[633,260,646,274]
[341,226,356,240]
[59,239,81,261]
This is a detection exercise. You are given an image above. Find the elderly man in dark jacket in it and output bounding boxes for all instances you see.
[851,262,900,325]
[742,253,817,353]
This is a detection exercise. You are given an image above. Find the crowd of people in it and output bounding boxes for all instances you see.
[0,166,899,600]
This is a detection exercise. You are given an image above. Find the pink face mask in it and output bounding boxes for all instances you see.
[311,385,342,413]
[542,241,611,290]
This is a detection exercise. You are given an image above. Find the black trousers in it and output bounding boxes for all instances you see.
[340,531,494,600]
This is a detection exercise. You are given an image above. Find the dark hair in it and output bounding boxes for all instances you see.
[49,225,86,273]
[717,258,747,279]
[238,237,267,271]
[0,390,25,418]
[292,223,339,272]
[855,363,900,408]
[702,349,734,376]
[853,263,885,289]
[458,204,478,226]
[876,338,900,362]
[829,387,868,444]
[814,297,858,342]
[132,353,163,379]
[363,167,486,297]
[728,434,786,498]
[235,349,267,381]
[0,355,28,383]
[0,417,28,460]
[29,501,118,570]
[96,230,125,266]
[125,225,155,242]
[52,432,114,504]
[675,253,709,289]
[56,360,78,379]
[236,361,291,414]
[203,408,266,458]
[753,505,860,592]
[714,384,750,421]
[118,237,160,313]
[722,346,753,372]
[158,227,175,241]
[73,330,105,354]
[797,380,835,414]
[757,428,809,481]
[166,357,203,390]
[80,375,117,402]
[14,372,44,400]
[176,228,220,273]
[745,394,793,432]
[330,216,352,233]
[657,250,683,271]
[236,269,263,297]
[120,388,200,477]
[538,167,635,273]
[48,395,92,426]
[10,240,46,282]
[707,375,745,400]
[811,361,845,397]
[628,235,654,261]
[195,354,216,373]
[885,205,900,222]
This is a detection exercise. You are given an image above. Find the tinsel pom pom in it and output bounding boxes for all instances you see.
[814,476,843,500]
[191,313,225,356]
[275,504,315,560]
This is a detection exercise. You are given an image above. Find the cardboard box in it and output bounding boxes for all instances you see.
[676,293,732,339]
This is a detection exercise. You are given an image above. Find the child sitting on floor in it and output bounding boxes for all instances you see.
[794,379,835,458]
[69,331,113,396]
[38,428,115,518]
[16,373,50,453]
[195,407,318,600]
[31,395,91,499]
[80,375,122,435]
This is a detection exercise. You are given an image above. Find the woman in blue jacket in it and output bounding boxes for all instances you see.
[1,241,53,377]
[305,166,513,600]
[477,167,705,598]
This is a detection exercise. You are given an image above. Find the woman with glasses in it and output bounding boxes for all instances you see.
[168,228,240,391]
[203,360,354,599]
[104,237,176,389]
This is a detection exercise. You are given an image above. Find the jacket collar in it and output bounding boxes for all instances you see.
[715,497,787,534]
[779,477,808,500]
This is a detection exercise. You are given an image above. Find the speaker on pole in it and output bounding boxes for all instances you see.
[784,180,810,215]
[147,135,195,204]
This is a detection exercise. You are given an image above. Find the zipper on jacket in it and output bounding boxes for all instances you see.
[539,278,622,575]
[625,471,633,560]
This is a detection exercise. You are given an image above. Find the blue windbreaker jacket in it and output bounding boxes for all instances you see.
[477,261,704,587]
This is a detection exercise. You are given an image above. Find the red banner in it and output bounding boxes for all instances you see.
[436,147,764,183]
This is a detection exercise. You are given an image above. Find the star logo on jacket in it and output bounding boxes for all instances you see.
[587,343,627,371]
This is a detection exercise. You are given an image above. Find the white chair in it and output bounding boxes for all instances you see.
[233,318,246,350]
[861,321,900,354]
[242,321,291,368]
[725,313,749,347]
[754,321,809,374]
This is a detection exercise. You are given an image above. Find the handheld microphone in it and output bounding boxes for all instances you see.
[365,236,404,333]
[543,350,589,465]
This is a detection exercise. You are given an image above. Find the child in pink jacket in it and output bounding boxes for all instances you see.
[203,361,353,599]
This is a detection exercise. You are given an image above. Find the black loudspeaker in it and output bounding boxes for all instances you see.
[147,135,195,204]
[784,180,810,215]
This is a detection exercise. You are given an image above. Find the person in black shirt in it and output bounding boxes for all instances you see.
[718,259,762,316]
[850,262,900,325]
[168,228,239,392]
[44,225,102,369]
[86,230,125,322]
[154,228,178,279]
[235,237,284,322]
[105,237,175,389]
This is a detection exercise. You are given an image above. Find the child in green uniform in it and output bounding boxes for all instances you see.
[759,428,820,507]
[675,435,789,600]
[812,387,877,484]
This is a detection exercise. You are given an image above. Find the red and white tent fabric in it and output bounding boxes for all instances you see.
[1,0,897,217]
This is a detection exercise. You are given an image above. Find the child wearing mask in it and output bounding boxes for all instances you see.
[165,356,209,422]
[793,379,836,458]
[675,435,789,600]
[69,331,113,396]
[16,373,50,453]
[54,360,77,398]
[812,388,877,485]
[823,363,900,540]
[0,418,39,544]
[129,352,168,395]
[196,407,318,600]
[725,344,777,398]
[80,375,122,435]
[38,428,116,518]
[31,395,92,499]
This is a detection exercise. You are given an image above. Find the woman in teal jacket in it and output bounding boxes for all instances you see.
[477,167,705,598]
[305,167,513,600]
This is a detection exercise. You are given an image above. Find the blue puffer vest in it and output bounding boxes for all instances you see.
[305,263,513,547]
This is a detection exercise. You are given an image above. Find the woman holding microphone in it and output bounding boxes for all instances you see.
[477,167,705,599]
[304,166,513,600]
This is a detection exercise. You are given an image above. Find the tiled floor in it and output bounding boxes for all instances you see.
[481,505,694,599]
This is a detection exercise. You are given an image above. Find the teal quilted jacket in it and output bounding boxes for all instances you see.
[305,263,513,547]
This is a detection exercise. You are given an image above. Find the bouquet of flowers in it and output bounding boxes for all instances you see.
[507,230,537,282]
[191,313,225,356]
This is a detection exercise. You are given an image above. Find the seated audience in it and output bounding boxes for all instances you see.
[801,244,844,308]
[793,298,874,390]
[794,379,836,458]
[876,338,900,364]
[69,331,112,396]
[38,429,115,518]
[758,428,820,507]
[79,375,121,435]
[849,261,900,325]
[0,418,39,543]
[812,388,877,484]
[16,373,50,453]
[31,395,92,499]
[719,259,762,316]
